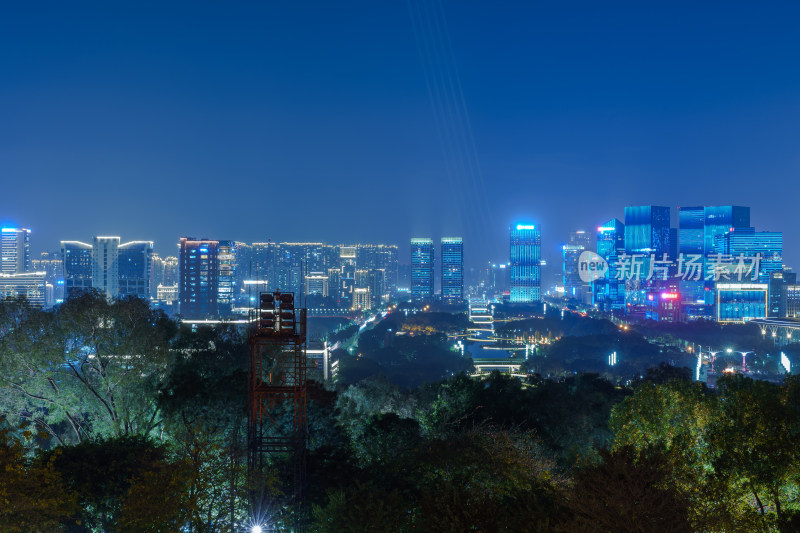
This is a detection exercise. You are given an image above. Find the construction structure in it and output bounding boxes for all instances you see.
[248,291,308,531]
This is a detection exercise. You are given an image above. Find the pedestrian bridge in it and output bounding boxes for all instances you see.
[472,359,524,376]
[750,318,800,344]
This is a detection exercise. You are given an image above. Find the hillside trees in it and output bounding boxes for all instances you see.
[0,292,177,444]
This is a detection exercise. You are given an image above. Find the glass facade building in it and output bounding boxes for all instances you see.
[441,237,464,305]
[715,283,768,323]
[678,206,704,255]
[92,237,120,299]
[597,219,624,260]
[713,228,782,283]
[411,238,434,299]
[510,224,541,303]
[118,241,153,300]
[61,241,93,295]
[563,230,590,302]
[179,237,219,319]
[624,206,670,255]
[1,228,31,274]
[704,206,750,256]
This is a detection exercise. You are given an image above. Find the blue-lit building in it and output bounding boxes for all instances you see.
[676,206,751,317]
[411,238,434,299]
[597,219,624,260]
[716,282,768,323]
[623,206,670,315]
[678,206,704,255]
[118,241,153,300]
[61,241,93,296]
[713,228,782,284]
[593,219,625,311]
[179,237,219,319]
[677,206,708,313]
[1,228,31,274]
[563,230,590,302]
[624,206,670,255]
[510,224,541,303]
[704,206,750,256]
[441,237,463,305]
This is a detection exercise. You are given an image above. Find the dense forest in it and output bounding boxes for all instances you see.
[1,293,799,531]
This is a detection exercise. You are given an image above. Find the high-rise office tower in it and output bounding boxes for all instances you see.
[510,224,541,303]
[179,237,219,319]
[217,240,236,316]
[1,227,31,274]
[768,271,796,318]
[713,228,782,283]
[441,237,464,305]
[704,206,750,256]
[91,236,120,299]
[118,241,153,300]
[411,238,434,299]
[596,219,625,260]
[61,241,93,295]
[624,206,670,255]
[678,206,705,256]
[594,220,626,310]
[563,230,590,301]
[678,206,751,313]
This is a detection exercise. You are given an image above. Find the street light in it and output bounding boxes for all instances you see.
[725,348,753,373]
[708,350,723,373]
[251,527,262,533]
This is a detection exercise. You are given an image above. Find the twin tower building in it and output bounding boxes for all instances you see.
[410,237,464,305]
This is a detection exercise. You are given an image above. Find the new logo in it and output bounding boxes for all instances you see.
[578,251,609,283]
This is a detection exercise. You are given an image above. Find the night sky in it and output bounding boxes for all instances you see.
[2,1,799,269]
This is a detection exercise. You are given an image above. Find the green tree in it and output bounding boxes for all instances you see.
[708,375,800,531]
[0,292,177,444]
[159,324,249,531]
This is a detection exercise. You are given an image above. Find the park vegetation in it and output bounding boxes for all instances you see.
[0,292,799,531]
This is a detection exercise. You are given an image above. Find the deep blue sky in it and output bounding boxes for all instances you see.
[2,1,799,269]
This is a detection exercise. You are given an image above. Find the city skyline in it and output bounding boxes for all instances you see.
[3,2,800,269]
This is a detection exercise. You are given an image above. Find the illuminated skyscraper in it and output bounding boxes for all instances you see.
[441,237,463,305]
[563,230,590,301]
[624,206,670,255]
[61,241,93,295]
[179,237,219,319]
[1,227,31,274]
[704,206,750,256]
[593,220,625,310]
[678,206,704,255]
[218,240,236,316]
[92,236,120,299]
[510,224,541,303]
[596,219,624,260]
[411,238,434,299]
[713,228,782,283]
[118,241,153,299]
